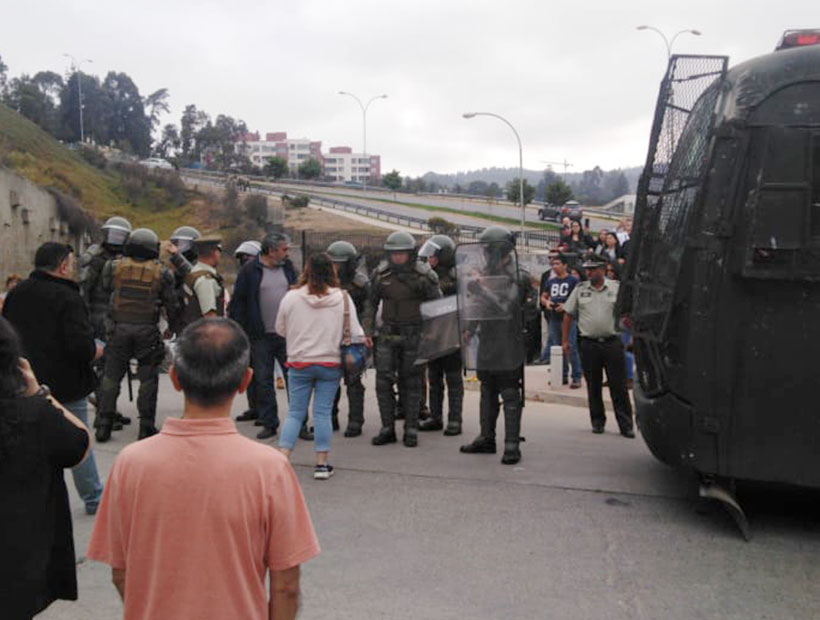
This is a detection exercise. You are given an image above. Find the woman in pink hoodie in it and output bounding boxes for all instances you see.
[275,253,365,479]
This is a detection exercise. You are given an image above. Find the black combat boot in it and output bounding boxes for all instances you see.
[299,422,314,441]
[95,416,114,443]
[138,420,158,440]
[500,386,522,464]
[444,422,462,436]
[419,418,443,432]
[460,436,496,454]
[332,413,340,432]
[343,425,362,438]
[116,412,132,425]
[372,427,397,445]
[501,443,521,465]
[403,433,418,448]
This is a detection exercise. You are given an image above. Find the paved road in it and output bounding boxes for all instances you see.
[42,374,820,620]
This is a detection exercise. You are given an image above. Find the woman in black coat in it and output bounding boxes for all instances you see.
[0,317,91,619]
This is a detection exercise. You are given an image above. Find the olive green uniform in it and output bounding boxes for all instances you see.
[426,264,463,430]
[98,257,179,439]
[367,260,441,441]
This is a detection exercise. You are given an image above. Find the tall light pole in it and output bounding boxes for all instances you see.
[636,25,701,60]
[64,53,93,143]
[338,91,387,190]
[463,112,525,234]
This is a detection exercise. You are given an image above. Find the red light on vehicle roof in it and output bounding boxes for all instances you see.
[776,29,820,51]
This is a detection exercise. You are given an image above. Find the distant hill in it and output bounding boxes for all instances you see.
[422,165,643,194]
[0,103,203,238]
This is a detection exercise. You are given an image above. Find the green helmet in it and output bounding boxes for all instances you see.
[478,225,515,244]
[101,216,132,248]
[124,228,160,260]
[419,234,456,267]
[326,240,359,263]
[384,231,416,252]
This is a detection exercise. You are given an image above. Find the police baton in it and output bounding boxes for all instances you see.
[127,362,135,402]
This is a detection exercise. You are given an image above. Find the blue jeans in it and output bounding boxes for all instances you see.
[545,314,582,382]
[279,366,342,453]
[251,334,288,430]
[64,399,103,513]
[621,330,634,381]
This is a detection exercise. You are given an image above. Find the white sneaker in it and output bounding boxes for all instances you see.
[314,464,334,480]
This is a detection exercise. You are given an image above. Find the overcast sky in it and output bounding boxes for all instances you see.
[2,1,816,176]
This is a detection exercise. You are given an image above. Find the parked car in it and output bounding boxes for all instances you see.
[538,200,583,222]
[139,157,175,171]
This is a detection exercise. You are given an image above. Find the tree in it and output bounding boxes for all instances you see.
[572,165,605,205]
[382,169,402,191]
[0,54,8,97]
[154,123,180,159]
[244,194,269,227]
[298,157,322,180]
[545,179,574,206]
[506,178,536,205]
[264,156,288,179]
[59,71,108,144]
[602,169,630,202]
[486,182,500,200]
[102,71,152,156]
[180,104,206,163]
[144,88,170,132]
[467,180,488,196]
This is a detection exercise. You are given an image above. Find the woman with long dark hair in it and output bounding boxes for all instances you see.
[275,253,365,479]
[0,317,91,619]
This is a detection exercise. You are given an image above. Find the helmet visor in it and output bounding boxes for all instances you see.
[418,240,441,259]
[105,228,130,246]
[173,238,193,253]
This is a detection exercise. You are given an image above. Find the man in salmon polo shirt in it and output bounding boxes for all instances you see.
[87,317,320,620]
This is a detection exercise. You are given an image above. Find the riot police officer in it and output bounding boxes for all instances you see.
[79,216,132,430]
[164,226,201,334]
[418,234,464,436]
[367,231,441,447]
[459,226,526,464]
[235,240,262,268]
[327,240,371,437]
[97,228,179,441]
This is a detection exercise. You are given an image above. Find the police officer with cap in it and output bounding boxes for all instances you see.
[327,240,372,437]
[367,231,441,447]
[562,254,634,437]
[97,228,179,441]
[418,234,463,435]
[235,240,262,268]
[79,215,133,430]
[180,236,225,329]
[459,226,526,464]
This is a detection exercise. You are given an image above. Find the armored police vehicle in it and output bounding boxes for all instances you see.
[619,30,820,538]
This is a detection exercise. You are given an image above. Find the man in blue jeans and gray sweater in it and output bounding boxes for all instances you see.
[228,233,298,439]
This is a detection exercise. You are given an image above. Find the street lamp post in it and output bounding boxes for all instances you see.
[338,91,387,191]
[63,53,93,143]
[636,25,701,60]
[463,112,525,234]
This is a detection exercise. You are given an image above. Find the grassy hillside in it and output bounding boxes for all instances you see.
[0,103,202,238]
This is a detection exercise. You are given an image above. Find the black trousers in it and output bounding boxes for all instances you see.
[476,368,522,450]
[578,336,633,432]
[428,350,463,424]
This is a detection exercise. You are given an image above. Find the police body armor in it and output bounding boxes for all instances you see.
[379,262,429,326]
[181,269,226,326]
[111,258,163,325]
[80,244,118,320]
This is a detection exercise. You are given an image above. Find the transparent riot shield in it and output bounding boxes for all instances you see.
[455,242,525,372]
[415,295,460,365]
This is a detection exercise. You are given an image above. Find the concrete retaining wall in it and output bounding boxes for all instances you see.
[0,167,88,279]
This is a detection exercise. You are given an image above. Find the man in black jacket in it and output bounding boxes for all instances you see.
[3,241,105,514]
[228,232,298,439]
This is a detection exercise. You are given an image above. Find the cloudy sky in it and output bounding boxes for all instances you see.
[2,1,816,176]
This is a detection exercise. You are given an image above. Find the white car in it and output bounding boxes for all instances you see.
[139,157,175,171]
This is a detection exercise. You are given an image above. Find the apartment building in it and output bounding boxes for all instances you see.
[236,132,381,183]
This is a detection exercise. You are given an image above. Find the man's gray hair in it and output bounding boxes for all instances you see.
[173,318,250,407]
[261,232,290,255]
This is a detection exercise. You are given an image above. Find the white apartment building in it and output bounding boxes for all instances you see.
[323,147,381,184]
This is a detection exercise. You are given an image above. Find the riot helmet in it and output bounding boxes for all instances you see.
[234,240,262,267]
[327,240,360,282]
[478,226,516,272]
[384,231,416,268]
[419,234,456,268]
[124,228,160,260]
[101,216,132,249]
[170,226,202,261]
